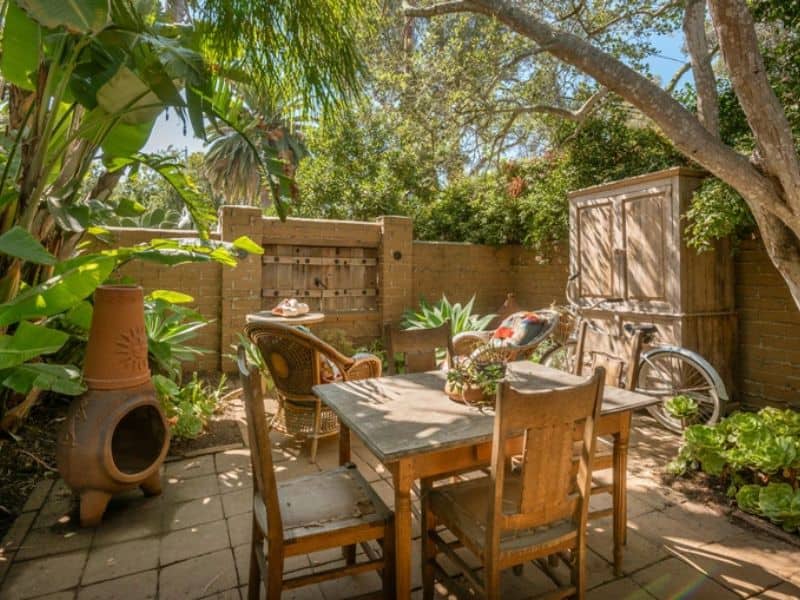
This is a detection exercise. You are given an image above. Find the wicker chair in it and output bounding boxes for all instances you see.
[246,322,382,463]
[452,309,560,362]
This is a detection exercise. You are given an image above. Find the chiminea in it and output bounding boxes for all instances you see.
[57,285,170,527]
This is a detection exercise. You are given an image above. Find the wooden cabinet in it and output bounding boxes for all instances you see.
[569,167,736,396]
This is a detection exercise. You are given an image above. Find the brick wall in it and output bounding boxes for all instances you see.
[412,241,569,315]
[734,239,800,410]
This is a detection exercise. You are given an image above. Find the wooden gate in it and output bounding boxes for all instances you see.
[261,244,379,316]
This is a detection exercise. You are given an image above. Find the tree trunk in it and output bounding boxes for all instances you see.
[404,0,800,311]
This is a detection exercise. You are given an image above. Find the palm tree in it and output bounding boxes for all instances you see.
[203,93,309,208]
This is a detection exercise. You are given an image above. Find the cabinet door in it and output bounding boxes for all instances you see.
[620,185,672,304]
[574,200,617,299]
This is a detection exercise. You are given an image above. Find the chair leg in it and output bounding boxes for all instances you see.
[571,541,587,600]
[309,399,322,463]
[248,518,263,600]
[484,561,501,600]
[382,517,396,599]
[265,541,284,600]
[421,479,436,600]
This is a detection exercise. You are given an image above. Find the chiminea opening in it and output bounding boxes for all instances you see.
[111,405,167,476]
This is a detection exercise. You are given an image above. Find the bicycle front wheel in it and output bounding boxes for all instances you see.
[636,348,724,433]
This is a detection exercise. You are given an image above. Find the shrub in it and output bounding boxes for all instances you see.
[669,407,800,533]
[153,373,226,440]
[402,295,494,336]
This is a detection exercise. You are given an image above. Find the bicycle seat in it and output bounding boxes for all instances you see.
[623,323,658,336]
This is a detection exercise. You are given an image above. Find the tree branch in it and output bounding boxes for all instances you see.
[683,0,719,137]
[501,88,608,122]
[708,0,800,215]
[665,45,718,94]
[402,1,478,18]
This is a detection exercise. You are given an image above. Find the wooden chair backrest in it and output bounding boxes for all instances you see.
[237,346,283,549]
[486,368,605,554]
[573,321,643,390]
[384,321,454,375]
[246,322,354,400]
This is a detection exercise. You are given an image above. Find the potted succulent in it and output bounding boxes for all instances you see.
[445,344,507,407]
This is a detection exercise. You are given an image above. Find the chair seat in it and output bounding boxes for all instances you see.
[254,464,392,545]
[429,476,578,557]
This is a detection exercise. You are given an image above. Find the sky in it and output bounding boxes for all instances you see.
[142,30,688,155]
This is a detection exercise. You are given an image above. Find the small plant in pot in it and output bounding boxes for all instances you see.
[445,344,507,407]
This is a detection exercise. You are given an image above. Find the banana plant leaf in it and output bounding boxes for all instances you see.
[0,322,70,369]
[16,0,111,34]
[0,362,85,395]
[0,226,57,265]
[1,1,41,89]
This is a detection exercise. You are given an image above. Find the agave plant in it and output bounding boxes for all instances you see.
[402,295,495,336]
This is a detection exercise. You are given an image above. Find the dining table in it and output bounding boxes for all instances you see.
[314,360,661,598]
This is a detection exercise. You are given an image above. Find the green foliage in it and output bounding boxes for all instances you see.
[665,395,700,420]
[402,295,494,337]
[446,346,507,400]
[685,178,756,251]
[669,407,800,532]
[144,292,210,382]
[153,373,225,440]
[737,483,800,533]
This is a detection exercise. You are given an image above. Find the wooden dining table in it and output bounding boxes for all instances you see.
[314,361,661,598]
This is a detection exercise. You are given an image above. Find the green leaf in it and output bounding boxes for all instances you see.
[0,255,116,326]
[0,226,57,265]
[16,0,111,34]
[101,118,156,158]
[0,321,69,369]
[1,362,85,395]
[115,197,147,217]
[232,236,264,255]
[736,485,761,515]
[148,290,194,304]
[64,301,93,330]
[1,1,41,89]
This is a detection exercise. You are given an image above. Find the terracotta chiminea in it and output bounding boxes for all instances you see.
[57,285,170,527]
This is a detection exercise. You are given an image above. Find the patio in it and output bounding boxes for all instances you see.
[1,414,799,600]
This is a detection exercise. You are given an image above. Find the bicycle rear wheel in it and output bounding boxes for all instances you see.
[636,348,724,433]
[539,340,576,372]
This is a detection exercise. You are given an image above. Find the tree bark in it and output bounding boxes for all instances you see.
[683,0,719,137]
[404,0,800,310]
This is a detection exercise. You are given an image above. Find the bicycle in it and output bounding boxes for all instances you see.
[538,274,728,433]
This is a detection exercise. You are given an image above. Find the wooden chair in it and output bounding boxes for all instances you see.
[452,309,560,362]
[237,346,395,600]
[572,320,645,544]
[421,368,606,599]
[246,322,382,463]
[384,321,454,375]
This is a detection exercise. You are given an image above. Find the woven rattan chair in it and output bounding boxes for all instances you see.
[421,368,606,600]
[237,346,394,600]
[384,321,454,375]
[246,322,382,463]
[452,309,560,362]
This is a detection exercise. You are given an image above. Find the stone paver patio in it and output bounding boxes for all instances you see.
[2,415,800,600]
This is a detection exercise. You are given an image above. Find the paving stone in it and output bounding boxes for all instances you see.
[92,502,162,547]
[33,491,77,530]
[0,549,87,599]
[588,517,669,574]
[703,531,800,582]
[159,548,238,599]
[630,501,744,551]
[1,511,35,554]
[587,576,654,599]
[21,480,54,513]
[165,455,216,480]
[160,519,230,565]
[76,569,157,600]
[215,450,252,474]
[757,581,800,599]
[162,474,220,504]
[319,570,383,599]
[163,495,224,531]
[32,592,76,600]
[232,544,310,586]
[226,513,252,548]
[239,581,324,600]
[200,587,241,600]
[15,523,94,561]
[221,489,252,518]
[82,536,159,585]
[632,557,740,600]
